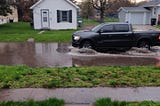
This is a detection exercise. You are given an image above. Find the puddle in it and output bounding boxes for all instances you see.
[0,42,159,67]
[0,42,72,67]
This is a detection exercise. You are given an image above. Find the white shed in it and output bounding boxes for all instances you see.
[118,7,151,25]
[30,0,79,30]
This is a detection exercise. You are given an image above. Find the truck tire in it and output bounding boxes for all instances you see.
[138,40,151,50]
[81,40,93,49]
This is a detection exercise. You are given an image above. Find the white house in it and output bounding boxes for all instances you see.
[0,6,18,25]
[30,0,79,30]
[118,0,160,25]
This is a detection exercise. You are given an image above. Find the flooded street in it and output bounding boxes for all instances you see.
[0,42,159,67]
[0,43,72,67]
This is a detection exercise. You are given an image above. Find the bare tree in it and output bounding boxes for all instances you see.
[106,0,135,17]
[91,0,109,23]
[80,0,94,19]
[0,0,13,16]
[15,0,38,21]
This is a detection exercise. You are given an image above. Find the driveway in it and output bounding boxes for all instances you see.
[133,25,159,31]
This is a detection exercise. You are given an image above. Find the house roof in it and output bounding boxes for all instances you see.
[30,0,79,9]
[142,0,160,7]
[118,7,150,12]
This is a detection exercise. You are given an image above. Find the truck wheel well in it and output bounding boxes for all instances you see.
[137,39,151,46]
[137,39,151,50]
[80,39,94,48]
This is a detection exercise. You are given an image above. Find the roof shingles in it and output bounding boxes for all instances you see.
[142,0,160,7]
[121,7,150,12]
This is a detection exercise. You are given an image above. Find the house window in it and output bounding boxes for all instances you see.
[62,11,68,21]
[57,10,72,23]
[43,12,48,22]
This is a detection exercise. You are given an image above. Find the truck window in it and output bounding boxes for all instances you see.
[115,24,129,32]
[101,25,113,33]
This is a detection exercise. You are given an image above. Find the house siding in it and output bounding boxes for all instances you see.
[156,7,160,24]
[32,0,77,30]
[118,10,126,22]
[146,12,151,24]
[118,8,151,25]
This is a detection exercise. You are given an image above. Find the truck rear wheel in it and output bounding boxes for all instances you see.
[138,40,151,50]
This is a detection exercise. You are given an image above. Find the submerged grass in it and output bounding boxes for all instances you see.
[95,98,160,106]
[0,98,64,106]
[0,65,160,88]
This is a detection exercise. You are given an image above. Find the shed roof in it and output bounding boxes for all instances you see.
[142,0,160,7]
[30,0,79,9]
[118,7,150,12]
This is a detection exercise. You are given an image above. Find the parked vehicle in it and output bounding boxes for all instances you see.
[72,23,160,51]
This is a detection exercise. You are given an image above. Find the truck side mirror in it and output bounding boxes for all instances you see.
[98,29,103,33]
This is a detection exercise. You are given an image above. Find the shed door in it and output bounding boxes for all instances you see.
[130,13,144,25]
[41,9,49,29]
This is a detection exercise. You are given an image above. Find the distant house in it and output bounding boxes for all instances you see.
[30,0,80,30]
[0,6,18,25]
[118,0,160,25]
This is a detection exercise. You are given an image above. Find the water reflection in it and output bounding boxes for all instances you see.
[0,42,72,67]
[0,42,37,66]
[35,43,72,67]
[0,42,158,67]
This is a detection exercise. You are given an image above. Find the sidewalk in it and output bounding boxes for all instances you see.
[1,87,160,105]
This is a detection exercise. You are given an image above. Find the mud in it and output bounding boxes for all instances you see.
[0,42,159,67]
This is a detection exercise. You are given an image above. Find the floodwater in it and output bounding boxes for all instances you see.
[0,42,159,67]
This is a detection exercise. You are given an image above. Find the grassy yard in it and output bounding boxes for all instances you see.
[0,18,118,42]
[0,98,64,106]
[0,22,37,42]
[96,98,160,106]
[0,22,75,42]
[0,65,160,88]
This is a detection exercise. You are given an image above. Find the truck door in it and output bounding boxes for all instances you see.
[97,24,114,47]
[98,24,133,48]
[113,24,133,47]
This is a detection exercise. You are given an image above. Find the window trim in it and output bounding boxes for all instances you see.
[101,24,114,33]
[57,10,72,23]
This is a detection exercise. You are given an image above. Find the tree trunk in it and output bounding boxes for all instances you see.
[100,9,104,23]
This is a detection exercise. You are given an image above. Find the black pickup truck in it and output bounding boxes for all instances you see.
[72,23,160,50]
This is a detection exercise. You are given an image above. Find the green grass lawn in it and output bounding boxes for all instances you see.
[96,98,160,106]
[34,30,75,42]
[0,98,64,106]
[0,22,75,42]
[0,65,160,88]
[0,22,38,42]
